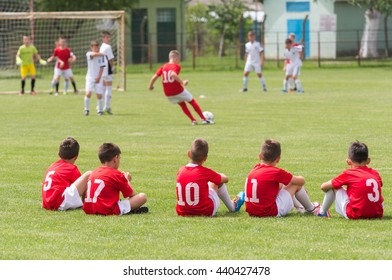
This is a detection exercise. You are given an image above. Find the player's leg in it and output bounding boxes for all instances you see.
[213,182,235,212]
[241,70,250,92]
[334,188,349,219]
[284,183,318,213]
[30,65,36,95]
[20,66,27,95]
[256,71,267,92]
[207,183,220,216]
[103,78,113,114]
[84,91,92,116]
[282,65,292,93]
[179,89,208,123]
[66,69,78,94]
[128,193,148,211]
[293,66,304,93]
[292,196,305,213]
[96,93,104,115]
[63,78,69,95]
[72,171,92,199]
[315,189,334,217]
[178,102,196,123]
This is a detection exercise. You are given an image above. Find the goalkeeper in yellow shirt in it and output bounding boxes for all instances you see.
[16,35,46,95]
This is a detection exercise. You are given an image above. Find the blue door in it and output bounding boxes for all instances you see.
[287,19,310,58]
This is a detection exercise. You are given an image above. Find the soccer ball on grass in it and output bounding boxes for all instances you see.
[203,111,214,123]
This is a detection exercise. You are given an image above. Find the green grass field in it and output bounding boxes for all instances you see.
[0,65,391,260]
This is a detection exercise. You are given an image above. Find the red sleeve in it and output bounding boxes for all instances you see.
[156,67,163,76]
[53,49,58,57]
[331,171,348,189]
[277,169,293,186]
[116,173,134,198]
[71,167,82,183]
[207,168,222,186]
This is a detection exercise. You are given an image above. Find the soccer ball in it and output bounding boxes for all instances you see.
[203,111,214,123]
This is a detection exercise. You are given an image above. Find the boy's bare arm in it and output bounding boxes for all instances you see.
[47,55,55,62]
[290,175,305,186]
[171,72,188,86]
[218,173,229,184]
[90,52,105,58]
[260,51,265,67]
[148,74,159,90]
[321,180,334,192]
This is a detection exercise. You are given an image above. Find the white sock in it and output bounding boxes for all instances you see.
[283,80,288,90]
[295,187,314,212]
[84,96,90,111]
[105,86,112,110]
[289,78,294,89]
[320,189,335,214]
[260,77,266,89]
[51,79,56,89]
[218,184,235,212]
[293,196,304,210]
[97,99,104,113]
[295,79,303,90]
[64,81,69,93]
[243,76,249,89]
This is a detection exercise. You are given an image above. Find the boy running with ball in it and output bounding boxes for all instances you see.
[84,41,105,116]
[315,141,384,219]
[42,137,91,211]
[148,50,211,125]
[16,35,46,95]
[245,139,319,217]
[83,143,148,216]
[241,31,266,92]
[176,138,245,217]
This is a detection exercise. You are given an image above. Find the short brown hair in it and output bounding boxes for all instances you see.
[348,141,368,164]
[261,139,281,163]
[169,50,180,59]
[190,138,209,163]
[59,137,79,160]
[101,31,111,37]
[98,143,121,163]
[90,40,99,47]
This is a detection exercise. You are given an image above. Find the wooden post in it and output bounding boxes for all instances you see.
[357,30,361,66]
[302,14,309,60]
[149,40,153,71]
[192,44,196,70]
[318,31,321,68]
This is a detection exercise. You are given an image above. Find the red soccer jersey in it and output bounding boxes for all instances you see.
[156,62,184,96]
[176,163,222,216]
[42,159,81,210]
[83,166,134,215]
[245,164,293,217]
[332,166,384,219]
[53,47,72,70]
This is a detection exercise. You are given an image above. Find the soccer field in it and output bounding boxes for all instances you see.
[0,66,391,260]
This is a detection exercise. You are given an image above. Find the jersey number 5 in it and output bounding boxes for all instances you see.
[177,182,200,206]
[162,70,175,83]
[85,179,106,203]
[366,178,380,202]
[43,171,56,191]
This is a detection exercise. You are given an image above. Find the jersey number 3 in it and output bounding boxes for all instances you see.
[366,178,380,202]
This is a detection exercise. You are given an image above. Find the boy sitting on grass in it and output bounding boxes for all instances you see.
[315,141,384,219]
[176,138,245,217]
[245,139,319,217]
[42,137,91,211]
[83,143,148,215]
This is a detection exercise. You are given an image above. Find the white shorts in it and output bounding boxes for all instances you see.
[276,189,294,217]
[58,184,83,211]
[244,62,262,74]
[286,64,301,77]
[209,187,220,217]
[102,75,113,82]
[85,78,104,94]
[335,188,349,219]
[117,199,131,216]
[167,89,193,104]
[54,68,73,79]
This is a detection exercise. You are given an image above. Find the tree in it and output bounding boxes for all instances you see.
[349,0,392,57]
[35,0,137,11]
[186,3,208,55]
[207,0,247,57]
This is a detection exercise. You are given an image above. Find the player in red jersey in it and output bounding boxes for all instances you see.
[176,138,245,217]
[42,137,91,211]
[47,36,78,95]
[148,50,211,125]
[83,143,148,216]
[315,141,384,219]
[245,139,319,217]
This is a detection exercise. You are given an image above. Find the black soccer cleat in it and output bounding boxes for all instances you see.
[84,110,89,116]
[128,206,149,215]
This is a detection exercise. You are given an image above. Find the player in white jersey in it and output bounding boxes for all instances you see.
[84,40,106,116]
[241,31,266,92]
[100,31,115,115]
[282,38,304,93]
[287,33,303,91]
